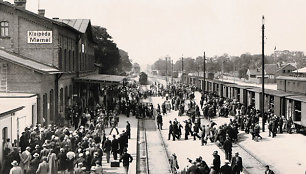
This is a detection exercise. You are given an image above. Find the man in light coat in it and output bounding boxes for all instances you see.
[20,147,32,173]
[9,160,23,174]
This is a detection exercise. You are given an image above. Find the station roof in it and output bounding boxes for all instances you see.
[75,74,127,83]
[0,49,60,74]
[0,92,37,98]
[247,87,296,97]
[285,95,306,103]
[0,104,24,118]
[54,19,90,34]
[276,76,306,81]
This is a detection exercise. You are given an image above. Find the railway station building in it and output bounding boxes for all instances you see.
[0,0,98,126]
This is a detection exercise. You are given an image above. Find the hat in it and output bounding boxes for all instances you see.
[213,151,218,155]
[33,153,40,158]
[11,160,18,166]
[235,152,239,155]
[26,146,31,151]
[35,145,40,148]
[224,160,230,164]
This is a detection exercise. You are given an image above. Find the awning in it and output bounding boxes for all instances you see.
[0,48,60,74]
[75,74,127,84]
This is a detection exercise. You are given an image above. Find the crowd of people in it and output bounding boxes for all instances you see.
[0,79,283,174]
[155,83,280,174]
[1,81,154,174]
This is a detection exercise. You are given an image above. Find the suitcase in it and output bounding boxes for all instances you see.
[111,161,120,167]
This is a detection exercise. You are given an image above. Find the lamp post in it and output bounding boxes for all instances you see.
[261,16,265,132]
[203,52,206,93]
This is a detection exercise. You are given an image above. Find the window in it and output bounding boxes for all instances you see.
[43,93,47,121]
[60,88,63,112]
[50,90,54,121]
[0,21,9,37]
[58,48,62,70]
[0,63,8,92]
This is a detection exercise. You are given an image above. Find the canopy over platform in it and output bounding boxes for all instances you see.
[75,74,128,84]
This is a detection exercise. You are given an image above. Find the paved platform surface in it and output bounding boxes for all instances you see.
[150,91,306,174]
[102,115,138,174]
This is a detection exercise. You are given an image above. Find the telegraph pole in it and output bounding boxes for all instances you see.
[261,16,265,132]
[181,55,184,73]
[203,51,206,92]
[171,59,174,84]
[166,57,168,84]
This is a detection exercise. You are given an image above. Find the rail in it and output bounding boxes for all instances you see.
[136,119,150,174]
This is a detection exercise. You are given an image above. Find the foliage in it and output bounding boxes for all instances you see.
[92,26,132,75]
[139,72,148,85]
[151,51,305,78]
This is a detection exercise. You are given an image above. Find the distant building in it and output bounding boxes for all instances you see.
[276,64,297,76]
[276,66,306,94]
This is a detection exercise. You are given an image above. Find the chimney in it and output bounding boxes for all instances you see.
[38,9,45,17]
[14,0,26,9]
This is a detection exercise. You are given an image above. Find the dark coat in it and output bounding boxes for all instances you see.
[119,152,133,166]
[220,164,232,174]
[231,156,243,172]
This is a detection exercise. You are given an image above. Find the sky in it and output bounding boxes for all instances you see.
[7,0,306,68]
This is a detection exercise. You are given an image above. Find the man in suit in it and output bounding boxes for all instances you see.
[231,152,243,174]
[103,137,112,163]
[212,151,221,173]
[220,160,232,174]
[111,135,119,160]
[223,136,232,161]
[119,149,133,174]
[265,165,275,174]
[157,113,163,130]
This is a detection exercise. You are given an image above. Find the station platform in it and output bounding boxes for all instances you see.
[150,92,306,174]
[102,115,138,174]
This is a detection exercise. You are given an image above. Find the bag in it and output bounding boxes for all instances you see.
[111,161,120,167]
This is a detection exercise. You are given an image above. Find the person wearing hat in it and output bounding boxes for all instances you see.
[212,151,221,174]
[265,165,275,174]
[170,153,179,173]
[36,157,49,174]
[111,134,119,160]
[119,149,133,174]
[9,160,23,174]
[231,152,243,174]
[58,148,67,174]
[28,153,40,174]
[103,137,112,163]
[186,161,200,174]
[94,161,103,174]
[220,160,232,174]
[31,145,41,156]
[20,146,32,173]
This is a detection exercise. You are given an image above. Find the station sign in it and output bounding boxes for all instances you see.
[27,31,52,44]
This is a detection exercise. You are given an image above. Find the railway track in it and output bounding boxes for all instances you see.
[136,119,150,174]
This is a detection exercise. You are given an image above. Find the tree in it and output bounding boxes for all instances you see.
[118,49,132,74]
[92,26,121,74]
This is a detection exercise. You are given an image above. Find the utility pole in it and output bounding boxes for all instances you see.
[262,16,265,132]
[166,57,168,84]
[203,51,206,93]
[171,59,174,84]
[181,55,184,73]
